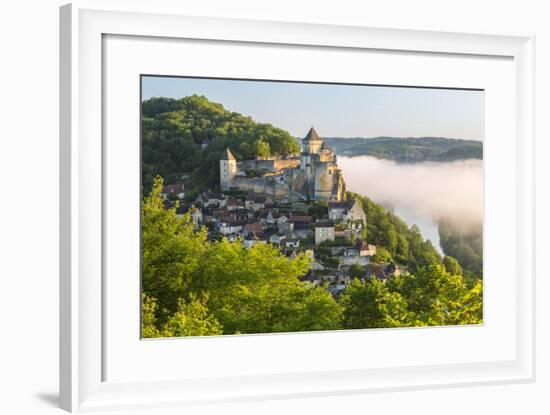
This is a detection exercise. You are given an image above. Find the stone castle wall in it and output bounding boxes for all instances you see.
[232,176,290,198]
[238,157,300,173]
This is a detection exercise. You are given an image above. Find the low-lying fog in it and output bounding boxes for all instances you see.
[338,156,483,253]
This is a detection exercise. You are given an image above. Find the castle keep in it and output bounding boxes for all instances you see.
[220,127,346,202]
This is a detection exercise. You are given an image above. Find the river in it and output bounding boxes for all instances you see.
[337,156,483,255]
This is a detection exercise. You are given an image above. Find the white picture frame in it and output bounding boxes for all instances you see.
[60,1,535,412]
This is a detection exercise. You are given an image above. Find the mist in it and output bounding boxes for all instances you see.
[338,156,483,231]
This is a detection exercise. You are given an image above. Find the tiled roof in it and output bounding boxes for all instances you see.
[288,215,312,223]
[227,197,244,206]
[162,184,185,193]
[366,264,388,280]
[245,222,265,233]
[314,220,334,228]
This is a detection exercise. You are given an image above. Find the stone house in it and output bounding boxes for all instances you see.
[245,194,273,211]
[314,220,335,245]
[244,222,266,237]
[328,199,366,225]
[197,192,228,208]
[226,197,245,211]
[288,215,313,239]
[277,220,294,235]
[218,219,246,236]
[160,183,185,200]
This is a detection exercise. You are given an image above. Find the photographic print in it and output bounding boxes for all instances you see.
[140,76,483,338]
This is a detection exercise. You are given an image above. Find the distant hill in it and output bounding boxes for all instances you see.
[322,136,482,162]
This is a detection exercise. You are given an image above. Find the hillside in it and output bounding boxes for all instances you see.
[141,95,301,192]
[323,136,482,162]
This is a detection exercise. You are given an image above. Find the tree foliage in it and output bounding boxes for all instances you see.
[439,218,483,277]
[340,265,482,328]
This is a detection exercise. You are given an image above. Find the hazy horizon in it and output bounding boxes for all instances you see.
[142,76,484,141]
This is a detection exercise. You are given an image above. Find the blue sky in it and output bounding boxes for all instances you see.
[142,76,483,141]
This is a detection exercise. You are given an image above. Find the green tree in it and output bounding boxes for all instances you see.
[339,279,414,329]
[252,138,271,158]
[372,246,393,263]
[162,295,223,337]
[141,176,208,324]
[340,265,482,329]
[141,294,162,338]
[439,219,483,277]
[198,241,342,334]
[347,264,365,279]
[386,265,482,326]
[443,255,463,276]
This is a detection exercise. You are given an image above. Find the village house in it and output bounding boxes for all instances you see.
[176,205,203,229]
[301,272,323,287]
[198,192,228,208]
[287,215,313,239]
[218,219,246,236]
[327,240,377,266]
[226,197,245,211]
[328,199,366,224]
[314,220,335,245]
[200,207,215,223]
[233,209,254,221]
[245,194,273,211]
[243,232,268,249]
[334,240,377,258]
[160,183,186,200]
[190,208,203,227]
[212,209,232,224]
[277,219,294,235]
[258,208,280,226]
[244,222,266,237]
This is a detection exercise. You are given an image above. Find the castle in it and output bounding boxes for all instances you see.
[220,127,346,202]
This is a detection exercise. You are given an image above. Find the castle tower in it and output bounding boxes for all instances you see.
[220,148,237,191]
[302,127,323,155]
[301,127,322,183]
